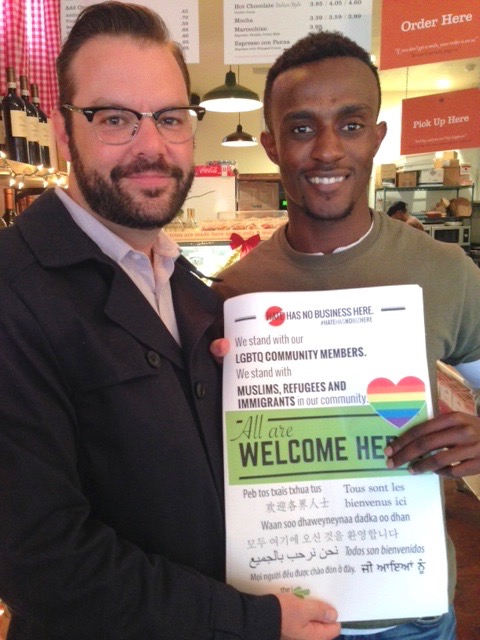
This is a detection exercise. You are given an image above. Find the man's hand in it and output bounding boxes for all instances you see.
[277,593,340,640]
[384,411,480,477]
[210,338,230,364]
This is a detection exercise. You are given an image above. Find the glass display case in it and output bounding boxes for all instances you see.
[179,241,235,280]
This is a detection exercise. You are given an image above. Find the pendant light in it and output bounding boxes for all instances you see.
[200,66,263,113]
[221,115,258,147]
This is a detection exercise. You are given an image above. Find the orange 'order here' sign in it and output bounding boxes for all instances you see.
[400,89,480,156]
[380,0,480,70]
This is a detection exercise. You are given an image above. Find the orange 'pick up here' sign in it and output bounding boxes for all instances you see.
[400,89,480,155]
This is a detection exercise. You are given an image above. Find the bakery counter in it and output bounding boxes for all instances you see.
[165,211,287,244]
[166,213,287,282]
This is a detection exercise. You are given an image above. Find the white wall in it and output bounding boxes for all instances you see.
[193,110,277,174]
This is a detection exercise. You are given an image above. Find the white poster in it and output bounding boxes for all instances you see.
[60,0,200,63]
[223,286,448,623]
[223,0,373,64]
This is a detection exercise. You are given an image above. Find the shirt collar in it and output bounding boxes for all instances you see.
[55,187,180,263]
[310,214,375,256]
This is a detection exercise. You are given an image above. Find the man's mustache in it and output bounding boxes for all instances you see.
[111,157,184,181]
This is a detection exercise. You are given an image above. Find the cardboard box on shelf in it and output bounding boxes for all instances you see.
[397,153,435,172]
[418,168,444,184]
[447,198,472,217]
[442,150,458,160]
[434,158,460,169]
[375,163,396,188]
[396,171,417,187]
[460,164,472,185]
[443,166,460,186]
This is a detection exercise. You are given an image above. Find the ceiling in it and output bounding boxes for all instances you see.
[188,0,480,108]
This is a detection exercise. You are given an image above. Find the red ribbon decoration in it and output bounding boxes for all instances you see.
[229,233,261,257]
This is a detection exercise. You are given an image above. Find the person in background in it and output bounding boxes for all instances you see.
[386,200,425,231]
[213,30,480,640]
[0,5,340,639]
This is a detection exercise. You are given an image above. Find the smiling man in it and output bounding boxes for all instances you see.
[214,30,480,640]
[0,5,342,640]
[262,50,385,255]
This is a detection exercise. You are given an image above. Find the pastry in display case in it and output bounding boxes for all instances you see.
[166,210,288,281]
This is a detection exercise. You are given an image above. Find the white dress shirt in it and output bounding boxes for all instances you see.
[56,187,181,344]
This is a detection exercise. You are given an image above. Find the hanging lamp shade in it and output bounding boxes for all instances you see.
[200,70,263,113]
[222,123,258,147]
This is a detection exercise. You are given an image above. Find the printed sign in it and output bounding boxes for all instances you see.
[380,0,480,70]
[223,286,448,623]
[401,88,480,155]
[60,0,200,63]
[224,0,372,64]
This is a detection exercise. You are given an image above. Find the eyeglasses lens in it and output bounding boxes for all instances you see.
[92,108,198,145]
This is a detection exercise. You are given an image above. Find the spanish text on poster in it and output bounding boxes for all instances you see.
[223,286,448,623]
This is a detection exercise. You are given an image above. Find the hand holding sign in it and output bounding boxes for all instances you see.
[385,410,480,477]
[277,593,340,640]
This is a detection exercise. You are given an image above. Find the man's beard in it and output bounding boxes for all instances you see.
[69,138,194,230]
[303,198,354,223]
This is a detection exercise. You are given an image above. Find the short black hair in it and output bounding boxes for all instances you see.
[386,201,408,217]
[263,30,381,130]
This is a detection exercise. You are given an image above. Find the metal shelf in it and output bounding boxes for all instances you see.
[376,184,474,197]
[375,184,475,215]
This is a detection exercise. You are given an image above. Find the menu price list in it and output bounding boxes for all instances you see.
[224,0,372,63]
[60,0,200,63]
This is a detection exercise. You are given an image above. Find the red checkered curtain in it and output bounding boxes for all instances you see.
[0,0,60,116]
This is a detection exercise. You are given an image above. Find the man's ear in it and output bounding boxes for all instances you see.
[260,130,280,166]
[374,120,387,156]
[51,108,73,163]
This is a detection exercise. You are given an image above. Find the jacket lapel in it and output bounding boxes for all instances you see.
[17,189,184,367]
[104,267,184,366]
[171,260,224,358]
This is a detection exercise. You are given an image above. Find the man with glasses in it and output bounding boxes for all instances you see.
[0,3,341,640]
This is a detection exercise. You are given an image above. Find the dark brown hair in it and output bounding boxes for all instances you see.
[57,1,190,114]
[263,30,381,130]
[386,201,408,217]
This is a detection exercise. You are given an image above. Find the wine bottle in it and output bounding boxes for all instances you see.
[0,97,7,155]
[3,188,17,226]
[2,68,29,164]
[20,76,41,166]
[30,83,51,167]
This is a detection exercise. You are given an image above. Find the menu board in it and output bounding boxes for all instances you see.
[223,0,372,64]
[222,286,448,623]
[60,0,200,63]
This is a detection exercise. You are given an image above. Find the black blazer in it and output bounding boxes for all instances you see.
[0,190,279,639]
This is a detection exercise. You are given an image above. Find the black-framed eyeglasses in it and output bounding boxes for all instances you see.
[62,104,206,145]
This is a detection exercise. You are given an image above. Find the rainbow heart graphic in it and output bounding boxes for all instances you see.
[367,377,426,429]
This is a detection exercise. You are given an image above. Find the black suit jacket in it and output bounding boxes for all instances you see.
[0,190,279,639]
